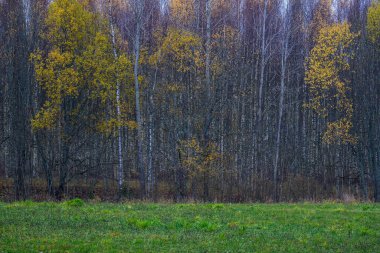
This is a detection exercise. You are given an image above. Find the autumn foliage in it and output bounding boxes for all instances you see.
[305,23,358,144]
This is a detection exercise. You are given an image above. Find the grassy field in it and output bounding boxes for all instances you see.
[0,201,379,252]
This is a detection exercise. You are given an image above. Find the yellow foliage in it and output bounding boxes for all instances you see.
[31,0,134,133]
[44,0,95,52]
[305,22,358,144]
[211,26,239,76]
[96,118,120,134]
[367,2,380,46]
[96,119,137,135]
[212,0,232,18]
[170,0,195,27]
[31,106,59,130]
[179,139,220,177]
[323,118,357,144]
[166,83,184,93]
[149,28,203,73]
[125,120,138,130]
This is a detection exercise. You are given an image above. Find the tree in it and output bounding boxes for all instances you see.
[108,0,125,197]
[367,2,380,46]
[32,0,133,199]
[309,0,332,45]
[1,0,380,202]
[305,22,357,144]
[365,1,380,202]
[170,0,195,29]
[273,1,292,202]
[130,0,146,198]
[149,27,203,200]
[1,0,32,200]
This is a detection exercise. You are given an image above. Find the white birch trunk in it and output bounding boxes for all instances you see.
[274,35,288,201]
[257,0,267,124]
[109,8,124,193]
[133,0,145,197]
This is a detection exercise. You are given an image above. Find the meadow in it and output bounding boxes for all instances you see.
[0,201,379,252]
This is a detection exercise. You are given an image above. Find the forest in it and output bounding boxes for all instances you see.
[0,0,379,203]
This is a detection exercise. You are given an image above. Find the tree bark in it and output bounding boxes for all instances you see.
[108,1,124,197]
[133,0,145,198]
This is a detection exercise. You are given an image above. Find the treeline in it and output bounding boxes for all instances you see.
[0,0,379,202]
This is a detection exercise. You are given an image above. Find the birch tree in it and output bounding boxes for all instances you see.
[108,0,124,196]
[131,0,146,198]
[273,1,292,201]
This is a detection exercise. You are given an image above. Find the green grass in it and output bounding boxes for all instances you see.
[0,201,379,252]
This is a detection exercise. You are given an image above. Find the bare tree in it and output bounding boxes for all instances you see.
[131,0,146,198]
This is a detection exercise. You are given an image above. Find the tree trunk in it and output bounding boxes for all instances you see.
[133,0,145,198]
[109,4,124,197]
